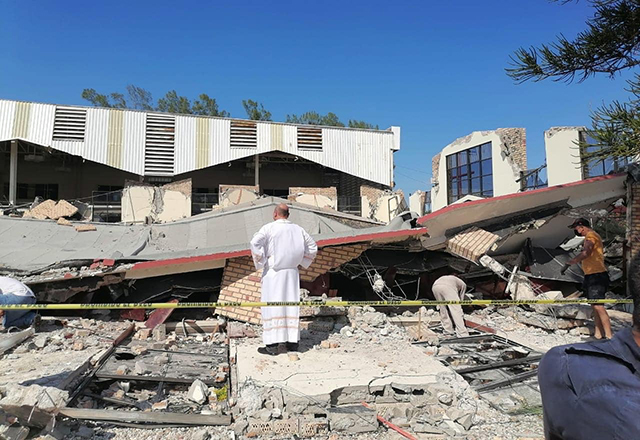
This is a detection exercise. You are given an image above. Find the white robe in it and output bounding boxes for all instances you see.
[250,219,317,345]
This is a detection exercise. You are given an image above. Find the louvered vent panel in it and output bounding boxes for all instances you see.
[144,114,175,176]
[297,127,322,149]
[230,120,257,148]
[53,106,87,141]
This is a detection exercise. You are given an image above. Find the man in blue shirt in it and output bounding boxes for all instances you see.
[538,254,640,439]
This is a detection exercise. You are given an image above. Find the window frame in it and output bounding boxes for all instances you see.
[445,142,493,204]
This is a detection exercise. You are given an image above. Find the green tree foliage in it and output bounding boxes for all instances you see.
[81,89,127,109]
[242,99,272,120]
[81,85,229,117]
[286,111,345,127]
[126,85,154,111]
[506,0,640,161]
[193,94,230,117]
[348,120,379,129]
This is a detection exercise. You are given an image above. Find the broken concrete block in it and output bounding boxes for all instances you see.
[56,217,72,226]
[254,408,272,422]
[134,361,150,375]
[72,341,85,351]
[328,405,378,433]
[191,429,210,440]
[33,335,48,349]
[115,365,129,375]
[75,329,90,338]
[187,379,209,404]
[152,400,168,410]
[320,340,331,349]
[152,324,166,341]
[136,328,152,340]
[456,412,474,430]
[131,345,149,356]
[0,384,68,428]
[75,224,97,232]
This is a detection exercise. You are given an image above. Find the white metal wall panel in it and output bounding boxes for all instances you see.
[256,122,271,153]
[0,99,396,185]
[122,111,146,175]
[51,140,82,156]
[27,103,55,146]
[83,108,109,165]
[175,115,196,175]
[282,124,297,153]
[209,119,231,167]
[316,128,394,186]
[0,100,17,141]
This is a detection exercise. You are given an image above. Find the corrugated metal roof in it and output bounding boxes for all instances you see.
[0,99,398,186]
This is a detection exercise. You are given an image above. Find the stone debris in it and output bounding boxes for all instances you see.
[187,379,210,404]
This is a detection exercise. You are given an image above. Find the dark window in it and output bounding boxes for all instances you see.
[446,142,493,204]
[94,185,123,204]
[338,196,362,216]
[5,183,59,201]
[581,133,629,179]
[192,188,219,214]
[262,189,289,198]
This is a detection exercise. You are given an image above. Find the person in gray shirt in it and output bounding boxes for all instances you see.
[432,275,469,337]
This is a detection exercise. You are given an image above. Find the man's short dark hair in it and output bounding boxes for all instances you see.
[275,203,290,218]
[630,252,640,330]
[569,218,591,229]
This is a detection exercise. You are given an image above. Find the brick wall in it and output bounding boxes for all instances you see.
[219,184,259,194]
[361,185,386,219]
[496,128,527,171]
[431,153,441,186]
[289,187,337,199]
[217,244,368,324]
[288,187,338,209]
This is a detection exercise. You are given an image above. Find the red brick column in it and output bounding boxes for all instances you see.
[217,244,368,324]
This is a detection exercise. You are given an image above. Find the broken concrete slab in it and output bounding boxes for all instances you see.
[327,405,378,433]
[0,384,68,428]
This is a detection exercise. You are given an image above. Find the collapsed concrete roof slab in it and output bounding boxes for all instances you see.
[0,197,424,277]
[418,173,626,254]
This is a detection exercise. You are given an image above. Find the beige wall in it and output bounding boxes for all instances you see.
[544,127,584,187]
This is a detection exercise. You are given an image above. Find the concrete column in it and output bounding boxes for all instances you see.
[254,154,260,190]
[9,140,18,205]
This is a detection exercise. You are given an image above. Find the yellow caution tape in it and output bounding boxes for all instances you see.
[0,298,634,310]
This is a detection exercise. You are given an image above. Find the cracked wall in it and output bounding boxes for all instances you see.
[121,179,192,224]
[431,129,527,212]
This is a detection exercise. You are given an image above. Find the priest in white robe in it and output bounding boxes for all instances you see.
[250,203,317,355]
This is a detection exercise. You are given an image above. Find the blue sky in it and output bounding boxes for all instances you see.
[0,1,634,194]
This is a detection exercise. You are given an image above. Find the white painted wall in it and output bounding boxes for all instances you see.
[431,131,522,211]
[545,127,584,186]
[409,191,426,216]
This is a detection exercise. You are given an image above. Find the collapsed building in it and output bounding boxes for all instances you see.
[0,164,636,438]
[0,98,637,438]
[0,98,405,223]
